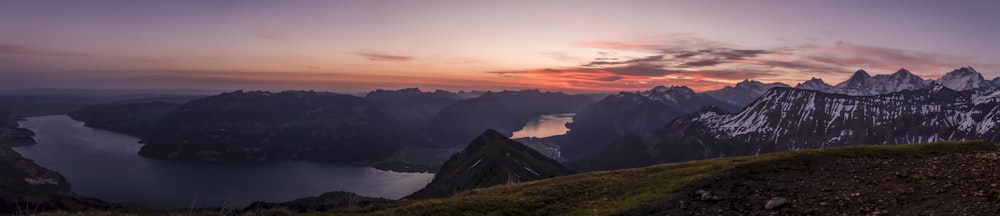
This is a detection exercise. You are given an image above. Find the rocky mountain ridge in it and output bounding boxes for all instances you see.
[576,84,1000,171]
[406,129,573,199]
[560,86,738,160]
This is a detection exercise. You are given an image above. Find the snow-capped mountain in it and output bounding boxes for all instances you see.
[575,85,1000,171]
[704,80,790,107]
[640,86,737,112]
[827,69,929,95]
[559,86,738,160]
[794,77,833,92]
[794,67,1000,96]
[937,66,997,91]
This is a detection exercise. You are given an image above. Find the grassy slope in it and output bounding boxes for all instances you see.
[326,140,996,215]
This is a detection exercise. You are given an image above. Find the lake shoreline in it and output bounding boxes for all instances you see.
[13,115,434,209]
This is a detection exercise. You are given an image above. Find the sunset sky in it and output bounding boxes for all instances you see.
[3,0,1000,92]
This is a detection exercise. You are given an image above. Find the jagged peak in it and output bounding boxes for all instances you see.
[648,85,694,94]
[734,79,762,87]
[462,129,517,153]
[369,87,422,94]
[732,79,789,89]
[795,77,831,89]
[736,79,758,85]
[477,129,507,140]
[945,66,982,76]
[894,68,914,76]
[850,69,872,79]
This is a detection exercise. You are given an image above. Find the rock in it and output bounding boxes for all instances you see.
[694,190,722,201]
[765,197,788,210]
[695,190,710,199]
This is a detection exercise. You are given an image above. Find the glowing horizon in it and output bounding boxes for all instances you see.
[3,0,1000,93]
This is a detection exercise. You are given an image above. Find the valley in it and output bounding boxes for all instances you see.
[9,1,1000,214]
[3,66,1000,214]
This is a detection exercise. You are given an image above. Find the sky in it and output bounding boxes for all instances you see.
[3,0,1000,93]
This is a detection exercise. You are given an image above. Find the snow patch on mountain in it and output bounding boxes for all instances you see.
[688,86,1000,149]
[705,80,790,107]
[937,66,996,91]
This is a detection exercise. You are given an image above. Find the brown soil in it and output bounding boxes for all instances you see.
[631,148,1000,215]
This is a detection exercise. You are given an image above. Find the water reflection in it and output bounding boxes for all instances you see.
[511,113,575,139]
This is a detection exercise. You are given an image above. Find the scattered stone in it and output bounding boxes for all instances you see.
[765,197,788,210]
[694,190,722,201]
[635,146,1000,215]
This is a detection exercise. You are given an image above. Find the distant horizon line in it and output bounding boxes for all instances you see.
[1,66,994,95]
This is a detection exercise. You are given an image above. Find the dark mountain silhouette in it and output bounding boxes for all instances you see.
[69,102,181,139]
[406,129,573,199]
[139,90,412,162]
[364,88,462,121]
[560,86,738,160]
[422,90,594,148]
[0,95,95,118]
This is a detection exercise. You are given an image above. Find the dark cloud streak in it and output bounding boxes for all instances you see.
[355,52,414,62]
[0,44,89,57]
[582,55,664,67]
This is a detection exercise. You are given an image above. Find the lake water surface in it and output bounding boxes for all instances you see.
[13,115,434,209]
[511,113,575,139]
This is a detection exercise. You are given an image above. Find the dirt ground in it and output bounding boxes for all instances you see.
[630,148,1000,215]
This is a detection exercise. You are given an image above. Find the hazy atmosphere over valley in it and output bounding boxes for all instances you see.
[2,0,1000,215]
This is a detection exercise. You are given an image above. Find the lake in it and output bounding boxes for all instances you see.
[511,113,575,139]
[12,115,434,209]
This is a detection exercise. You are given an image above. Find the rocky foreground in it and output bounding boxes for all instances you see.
[636,143,1000,215]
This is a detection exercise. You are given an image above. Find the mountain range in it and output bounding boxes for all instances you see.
[574,83,1000,171]
[6,66,1000,214]
[138,90,412,162]
[795,67,1000,96]
[56,67,1000,166]
[557,66,1000,161]
[422,89,594,148]
[559,86,738,160]
[705,80,791,107]
[364,88,463,121]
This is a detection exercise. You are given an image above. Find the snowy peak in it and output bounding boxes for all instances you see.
[704,80,789,107]
[828,69,928,96]
[937,66,990,91]
[641,86,696,104]
[582,85,1000,171]
[647,85,695,95]
[795,77,832,91]
[832,70,878,95]
[893,68,914,77]
[733,79,791,93]
[872,68,927,90]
